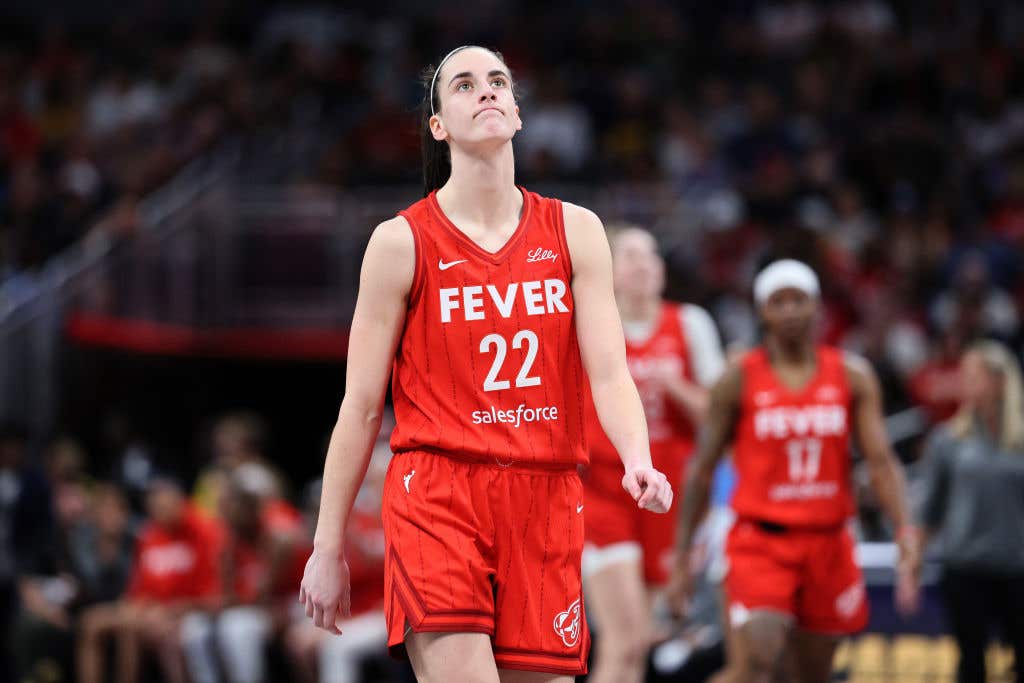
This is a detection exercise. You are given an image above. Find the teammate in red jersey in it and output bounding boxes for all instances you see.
[582,226,724,683]
[669,259,921,683]
[298,45,673,682]
[78,475,223,683]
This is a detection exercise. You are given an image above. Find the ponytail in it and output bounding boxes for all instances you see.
[420,62,451,196]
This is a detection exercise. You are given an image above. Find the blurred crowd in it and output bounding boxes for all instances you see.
[0,6,339,289]
[297,0,1024,430]
[3,1,1024,680]
[0,413,398,683]
[5,0,1024,437]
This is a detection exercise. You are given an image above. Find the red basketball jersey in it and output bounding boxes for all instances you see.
[389,188,588,466]
[585,302,697,493]
[127,506,223,602]
[731,346,855,528]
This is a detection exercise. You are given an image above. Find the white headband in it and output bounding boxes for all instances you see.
[429,45,476,117]
[753,259,820,305]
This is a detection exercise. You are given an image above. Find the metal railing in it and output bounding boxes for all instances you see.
[0,142,241,435]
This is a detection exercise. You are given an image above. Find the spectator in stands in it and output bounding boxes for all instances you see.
[931,250,1020,343]
[917,340,1024,683]
[77,474,222,683]
[102,411,157,517]
[0,422,52,679]
[1,162,55,276]
[193,412,276,515]
[10,437,90,681]
[70,483,134,607]
[10,439,131,682]
[182,462,304,683]
[908,322,972,426]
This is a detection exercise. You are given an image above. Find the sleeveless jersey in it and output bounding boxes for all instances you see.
[584,302,697,496]
[389,188,588,466]
[731,346,855,527]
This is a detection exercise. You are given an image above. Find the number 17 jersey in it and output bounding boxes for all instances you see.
[731,346,855,527]
[389,188,589,467]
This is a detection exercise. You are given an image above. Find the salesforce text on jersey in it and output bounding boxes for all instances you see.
[472,404,559,428]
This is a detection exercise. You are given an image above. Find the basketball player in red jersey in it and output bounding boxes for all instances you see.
[298,45,673,682]
[669,259,921,683]
[582,226,724,683]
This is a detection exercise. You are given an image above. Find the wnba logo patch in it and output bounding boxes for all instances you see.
[553,597,582,647]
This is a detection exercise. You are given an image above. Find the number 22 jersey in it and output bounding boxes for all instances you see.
[389,188,588,467]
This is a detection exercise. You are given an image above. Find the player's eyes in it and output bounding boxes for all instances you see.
[491,77,507,88]
[456,81,472,92]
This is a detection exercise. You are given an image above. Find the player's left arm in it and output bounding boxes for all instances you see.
[846,353,922,607]
[563,202,671,513]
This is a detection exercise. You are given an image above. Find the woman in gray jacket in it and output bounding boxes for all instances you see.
[918,339,1024,683]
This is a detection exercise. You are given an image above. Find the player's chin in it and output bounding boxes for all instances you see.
[468,127,517,147]
[777,320,812,341]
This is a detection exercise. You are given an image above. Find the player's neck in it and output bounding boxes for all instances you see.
[438,144,519,228]
[766,335,815,366]
[617,295,660,324]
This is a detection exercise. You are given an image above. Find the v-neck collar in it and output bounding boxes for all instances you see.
[428,186,532,264]
[762,346,822,397]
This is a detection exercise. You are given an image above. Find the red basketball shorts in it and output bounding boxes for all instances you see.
[381,450,589,675]
[581,446,687,586]
[723,518,869,635]
[581,483,678,585]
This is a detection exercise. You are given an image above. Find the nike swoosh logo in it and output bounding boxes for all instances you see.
[576,504,584,514]
[438,259,468,271]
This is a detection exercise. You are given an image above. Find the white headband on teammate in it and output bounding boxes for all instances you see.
[753,259,820,305]
[430,45,477,117]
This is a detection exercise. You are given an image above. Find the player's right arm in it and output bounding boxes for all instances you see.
[666,360,742,613]
[299,216,414,635]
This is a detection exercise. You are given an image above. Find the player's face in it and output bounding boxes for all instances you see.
[213,422,248,467]
[93,488,128,535]
[430,48,522,149]
[146,483,185,526]
[221,487,261,532]
[611,230,664,300]
[761,288,818,343]
[961,351,1003,407]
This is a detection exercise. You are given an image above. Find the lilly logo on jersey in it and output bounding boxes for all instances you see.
[526,247,558,263]
[553,597,582,647]
[439,280,569,323]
